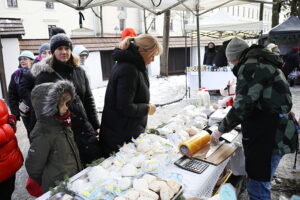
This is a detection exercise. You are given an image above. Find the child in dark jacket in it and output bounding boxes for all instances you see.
[25,80,82,193]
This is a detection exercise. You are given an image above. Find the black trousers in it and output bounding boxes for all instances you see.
[21,116,31,140]
[0,174,16,200]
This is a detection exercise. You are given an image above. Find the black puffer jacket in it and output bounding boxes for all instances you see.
[100,43,150,157]
[31,57,100,165]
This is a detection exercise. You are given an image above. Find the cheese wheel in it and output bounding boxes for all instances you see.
[179,131,210,156]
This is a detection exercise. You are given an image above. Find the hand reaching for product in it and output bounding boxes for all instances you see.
[210,129,222,145]
[148,104,156,115]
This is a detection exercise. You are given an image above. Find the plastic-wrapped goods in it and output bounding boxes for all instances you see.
[133,178,149,191]
[179,131,211,156]
[121,164,138,177]
[137,189,159,200]
[166,179,181,194]
[122,189,140,200]
[142,174,157,184]
[186,126,201,136]
[87,166,109,185]
[101,158,114,169]
[203,89,211,108]
[118,177,132,191]
[197,88,204,106]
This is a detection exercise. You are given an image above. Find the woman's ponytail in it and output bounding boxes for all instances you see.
[117,36,135,50]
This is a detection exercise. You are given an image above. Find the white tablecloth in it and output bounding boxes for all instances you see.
[187,71,236,90]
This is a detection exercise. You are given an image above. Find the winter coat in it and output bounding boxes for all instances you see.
[213,40,230,67]
[0,99,23,182]
[25,82,82,193]
[8,68,30,120]
[100,43,150,157]
[203,43,217,66]
[282,50,300,76]
[218,45,297,181]
[30,57,100,165]
[18,70,36,134]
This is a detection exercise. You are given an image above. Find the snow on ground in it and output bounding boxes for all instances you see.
[92,75,188,112]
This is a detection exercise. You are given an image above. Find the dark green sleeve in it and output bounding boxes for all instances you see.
[219,63,270,133]
[25,133,51,184]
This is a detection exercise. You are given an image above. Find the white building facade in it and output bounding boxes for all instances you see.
[1,0,273,90]
[1,1,273,38]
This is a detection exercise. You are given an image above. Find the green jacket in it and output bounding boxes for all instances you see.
[25,82,82,193]
[219,45,297,155]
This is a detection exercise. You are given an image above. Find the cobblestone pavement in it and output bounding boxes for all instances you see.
[12,85,300,200]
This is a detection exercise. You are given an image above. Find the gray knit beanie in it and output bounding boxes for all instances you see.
[38,43,50,55]
[50,33,73,54]
[225,37,249,62]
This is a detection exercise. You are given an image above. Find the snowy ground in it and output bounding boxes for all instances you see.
[12,75,300,200]
[92,75,188,113]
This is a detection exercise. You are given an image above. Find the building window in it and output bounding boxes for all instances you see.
[7,0,18,7]
[119,19,125,31]
[48,25,56,38]
[46,2,54,9]
[243,7,245,17]
[170,19,173,31]
[118,7,125,11]
[237,6,240,17]
[151,18,156,31]
[252,8,254,19]
[248,8,250,18]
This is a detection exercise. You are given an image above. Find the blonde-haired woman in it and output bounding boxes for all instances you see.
[100,34,162,157]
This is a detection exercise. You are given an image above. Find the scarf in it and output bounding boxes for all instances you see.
[13,67,29,84]
[54,111,71,127]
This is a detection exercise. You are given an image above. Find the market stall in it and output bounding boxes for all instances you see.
[187,69,236,90]
[36,99,243,200]
[269,16,300,55]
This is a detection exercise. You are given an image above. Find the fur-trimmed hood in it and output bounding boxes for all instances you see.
[30,56,79,77]
[31,80,76,119]
[30,57,54,77]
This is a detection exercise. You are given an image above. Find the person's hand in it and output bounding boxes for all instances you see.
[148,104,156,115]
[8,114,17,132]
[96,129,100,135]
[210,129,222,145]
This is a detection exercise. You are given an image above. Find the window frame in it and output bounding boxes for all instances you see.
[45,2,54,9]
[7,0,18,8]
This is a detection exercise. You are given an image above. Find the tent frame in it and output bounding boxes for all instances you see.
[33,0,273,87]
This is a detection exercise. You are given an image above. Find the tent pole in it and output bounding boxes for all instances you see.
[0,36,8,102]
[184,12,188,98]
[196,12,201,88]
[160,10,170,76]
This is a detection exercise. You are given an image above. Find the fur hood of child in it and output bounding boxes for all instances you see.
[25,80,82,193]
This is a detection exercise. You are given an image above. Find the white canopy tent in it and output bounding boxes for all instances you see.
[186,10,264,38]
[30,0,272,15]
[30,0,273,87]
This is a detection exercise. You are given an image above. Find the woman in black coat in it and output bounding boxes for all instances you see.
[8,51,35,138]
[30,34,100,165]
[203,42,217,66]
[99,34,162,157]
